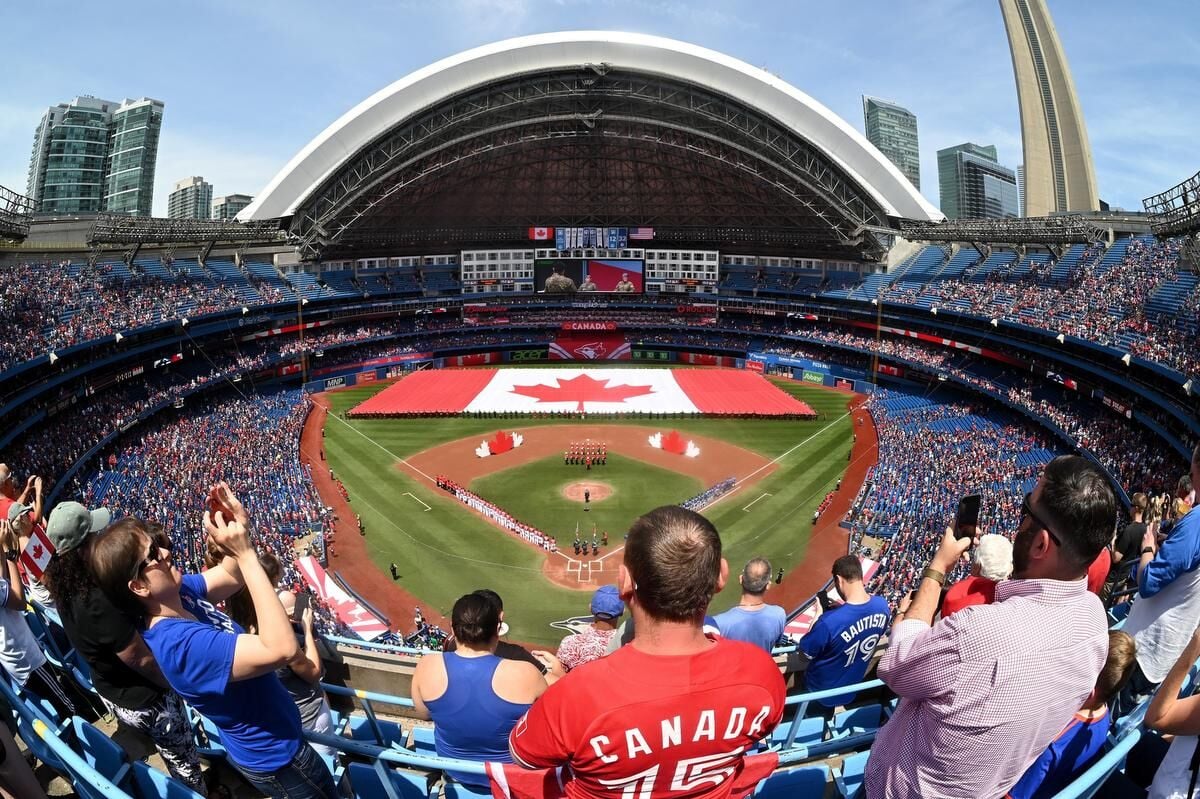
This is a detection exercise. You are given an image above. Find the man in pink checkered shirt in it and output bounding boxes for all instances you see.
[864,455,1114,799]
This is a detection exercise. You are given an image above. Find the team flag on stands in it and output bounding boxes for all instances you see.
[528,227,554,240]
[20,526,55,581]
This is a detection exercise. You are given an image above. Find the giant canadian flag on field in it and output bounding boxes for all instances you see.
[348,368,817,417]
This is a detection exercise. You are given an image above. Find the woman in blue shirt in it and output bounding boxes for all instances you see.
[89,483,338,799]
[411,592,547,788]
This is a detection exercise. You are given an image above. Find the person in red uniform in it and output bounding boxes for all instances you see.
[509,506,786,799]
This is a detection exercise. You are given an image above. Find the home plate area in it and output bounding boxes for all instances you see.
[348,367,817,417]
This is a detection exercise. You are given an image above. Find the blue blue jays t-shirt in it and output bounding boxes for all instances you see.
[143,573,302,771]
[800,595,890,707]
[1007,712,1110,799]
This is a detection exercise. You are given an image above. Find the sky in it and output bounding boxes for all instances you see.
[2,0,1196,217]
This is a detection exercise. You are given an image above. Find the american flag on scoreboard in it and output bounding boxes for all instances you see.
[628,227,655,240]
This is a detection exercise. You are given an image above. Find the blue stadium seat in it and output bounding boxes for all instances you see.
[348,761,431,799]
[834,751,869,799]
[443,780,495,799]
[754,765,828,799]
[72,716,133,794]
[411,725,437,754]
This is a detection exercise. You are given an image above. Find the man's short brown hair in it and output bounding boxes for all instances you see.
[1094,631,1137,704]
[832,555,863,582]
[624,506,722,623]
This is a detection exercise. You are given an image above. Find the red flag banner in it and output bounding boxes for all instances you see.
[528,227,554,240]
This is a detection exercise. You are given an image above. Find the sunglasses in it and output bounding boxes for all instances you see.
[136,533,173,576]
[1021,492,1062,547]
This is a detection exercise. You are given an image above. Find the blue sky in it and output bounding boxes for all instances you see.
[2,0,1196,217]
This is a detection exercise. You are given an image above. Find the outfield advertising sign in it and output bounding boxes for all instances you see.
[632,349,672,362]
[802,370,825,384]
[508,348,548,362]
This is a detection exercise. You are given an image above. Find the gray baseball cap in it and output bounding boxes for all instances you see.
[6,502,32,523]
[46,502,111,554]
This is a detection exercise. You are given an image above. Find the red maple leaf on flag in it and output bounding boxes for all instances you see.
[509,374,655,412]
[31,544,43,560]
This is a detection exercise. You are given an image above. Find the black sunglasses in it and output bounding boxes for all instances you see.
[136,533,173,576]
[1022,492,1062,547]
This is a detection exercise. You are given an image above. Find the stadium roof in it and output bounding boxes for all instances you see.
[241,31,942,260]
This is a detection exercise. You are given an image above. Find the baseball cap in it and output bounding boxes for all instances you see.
[46,502,111,554]
[5,502,31,523]
[591,585,625,619]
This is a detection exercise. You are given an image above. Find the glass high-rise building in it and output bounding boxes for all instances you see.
[26,95,164,216]
[168,176,212,219]
[104,99,164,215]
[937,143,1019,220]
[862,96,920,190]
[212,194,253,220]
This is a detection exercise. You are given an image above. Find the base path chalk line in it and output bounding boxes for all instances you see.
[403,493,432,512]
[742,492,773,512]
[734,410,851,487]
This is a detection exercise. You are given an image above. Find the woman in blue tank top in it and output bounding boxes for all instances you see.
[411,593,547,787]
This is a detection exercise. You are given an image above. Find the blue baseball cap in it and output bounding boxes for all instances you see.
[591,585,625,619]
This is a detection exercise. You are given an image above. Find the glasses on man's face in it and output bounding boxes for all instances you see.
[1021,492,1062,547]
[136,533,173,576]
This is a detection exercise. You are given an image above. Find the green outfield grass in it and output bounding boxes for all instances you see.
[322,371,853,646]
[471,453,703,547]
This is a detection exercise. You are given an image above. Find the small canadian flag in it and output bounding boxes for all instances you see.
[527,227,553,240]
[20,525,56,581]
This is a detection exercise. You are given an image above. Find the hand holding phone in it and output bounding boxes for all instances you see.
[954,494,982,541]
[293,592,311,623]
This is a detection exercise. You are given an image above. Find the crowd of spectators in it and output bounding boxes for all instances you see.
[763,327,1189,502]
[877,236,1198,376]
[853,388,1062,608]
[0,259,244,371]
[66,388,352,639]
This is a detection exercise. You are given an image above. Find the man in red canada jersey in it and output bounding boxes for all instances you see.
[510,506,785,799]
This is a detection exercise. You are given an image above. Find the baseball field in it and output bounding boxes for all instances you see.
[311,370,864,647]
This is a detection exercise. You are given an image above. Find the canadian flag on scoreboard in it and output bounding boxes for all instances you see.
[20,525,55,581]
[528,227,554,240]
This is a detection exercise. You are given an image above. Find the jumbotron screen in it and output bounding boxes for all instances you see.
[535,259,644,294]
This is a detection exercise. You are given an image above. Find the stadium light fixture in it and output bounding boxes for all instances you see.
[302,298,310,306]
[1121,353,1132,366]
[48,352,58,365]
[114,332,124,342]
[1055,333,1065,344]
[990,319,999,327]
[181,317,189,327]
[242,307,249,315]
[1184,379,1193,395]
[930,307,938,315]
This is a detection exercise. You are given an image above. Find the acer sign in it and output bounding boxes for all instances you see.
[509,349,547,362]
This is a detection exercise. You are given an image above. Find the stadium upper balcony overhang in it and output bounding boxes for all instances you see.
[239,32,942,261]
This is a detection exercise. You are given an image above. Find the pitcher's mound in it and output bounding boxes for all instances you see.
[562,482,613,503]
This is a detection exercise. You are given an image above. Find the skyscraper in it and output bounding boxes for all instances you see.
[168,176,212,219]
[999,0,1098,215]
[26,95,164,216]
[938,143,1019,220]
[212,194,254,220]
[862,96,920,190]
